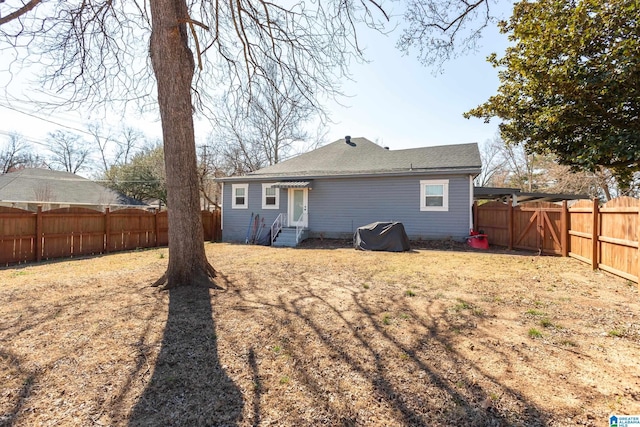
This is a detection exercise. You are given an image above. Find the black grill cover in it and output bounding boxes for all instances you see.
[354,222,411,252]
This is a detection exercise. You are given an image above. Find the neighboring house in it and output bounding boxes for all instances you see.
[218,137,482,246]
[0,168,147,211]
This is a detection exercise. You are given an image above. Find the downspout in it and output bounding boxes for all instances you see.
[469,175,474,232]
[220,182,224,231]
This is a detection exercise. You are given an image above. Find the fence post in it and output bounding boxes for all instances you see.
[203,210,209,242]
[215,209,221,242]
[155,209,160,247]
[105,207,111,253]
[36,205,43,262]
[507,197,514,250]
[211,208,217,243]
[591,198,599,270]
[561,200,568,257]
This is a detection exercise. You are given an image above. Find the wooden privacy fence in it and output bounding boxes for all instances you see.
[474,200,568,256]
[568,197,639,283]
[475,196,639,284]
[0,206,221,266]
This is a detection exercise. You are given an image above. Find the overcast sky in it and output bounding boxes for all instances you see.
[0,4,511,155]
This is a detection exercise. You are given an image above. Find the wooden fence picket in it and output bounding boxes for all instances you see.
[0,206,221,266]
[475,196,639,284]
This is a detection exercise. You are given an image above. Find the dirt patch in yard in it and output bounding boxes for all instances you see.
[1,242,639,426]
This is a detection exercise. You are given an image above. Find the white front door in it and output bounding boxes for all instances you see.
[288,188,308,227]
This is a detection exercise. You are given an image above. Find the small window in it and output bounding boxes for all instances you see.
[232,184,249,209]
[262,184,280,209]
[420,180,449,211]
[425,185,444,206]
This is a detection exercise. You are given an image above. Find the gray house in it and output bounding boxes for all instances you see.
[218,137,482,246]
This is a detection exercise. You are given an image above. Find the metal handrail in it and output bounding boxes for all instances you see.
[271,213,285,246]
[271,211,306,245]
[295,211,307,243]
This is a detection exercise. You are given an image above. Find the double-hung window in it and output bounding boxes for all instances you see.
[232,184,249,209]
[420,180,449,211]
[262,184,280,209]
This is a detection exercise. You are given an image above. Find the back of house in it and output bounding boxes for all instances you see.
[218,137,482,245]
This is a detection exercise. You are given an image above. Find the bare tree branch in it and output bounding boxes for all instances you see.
[398,0,498,69]
[0,132,33,173]
[46,129,93,174]
[0,0,42,26]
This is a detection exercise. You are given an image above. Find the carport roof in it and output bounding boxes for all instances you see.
[474,187,590,204]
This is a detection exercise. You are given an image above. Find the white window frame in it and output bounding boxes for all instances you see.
[262,183,280,209]
[231,183,249,209]
[420,179,449,212]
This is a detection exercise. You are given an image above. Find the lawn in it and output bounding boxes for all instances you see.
[1,241,639,426]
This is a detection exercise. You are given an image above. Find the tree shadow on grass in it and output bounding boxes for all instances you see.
[0,349,37,427]
[128,286,243,426]
[228,274,552,426]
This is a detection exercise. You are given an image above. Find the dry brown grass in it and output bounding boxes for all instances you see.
[1,241,639,426]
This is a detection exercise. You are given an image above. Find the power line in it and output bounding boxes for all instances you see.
[0,129,50,147]
[3,97,89,126]
[0,102,97,138]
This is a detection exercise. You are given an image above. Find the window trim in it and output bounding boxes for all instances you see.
[261,183,280,209]
[420,179,449,212]
[231,183,249,209]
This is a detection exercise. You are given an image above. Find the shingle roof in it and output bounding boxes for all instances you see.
[221,137,482,180]
[0,168,146,206]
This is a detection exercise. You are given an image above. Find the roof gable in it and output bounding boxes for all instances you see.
[243,137,482,179]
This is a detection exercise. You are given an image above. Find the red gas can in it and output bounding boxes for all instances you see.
[467,229,489,249]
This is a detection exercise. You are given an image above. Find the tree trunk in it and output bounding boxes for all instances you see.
[149,0,215,288]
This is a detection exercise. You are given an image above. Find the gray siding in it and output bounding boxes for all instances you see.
[307,175,472,240]
[222,174,473,242]
[221,182,288,242]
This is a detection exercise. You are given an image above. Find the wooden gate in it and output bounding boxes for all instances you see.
[512,203,565,255]
[475,197,640,284]
[475,200,568,256]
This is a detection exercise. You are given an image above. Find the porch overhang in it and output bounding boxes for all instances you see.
[270,181,312,189]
